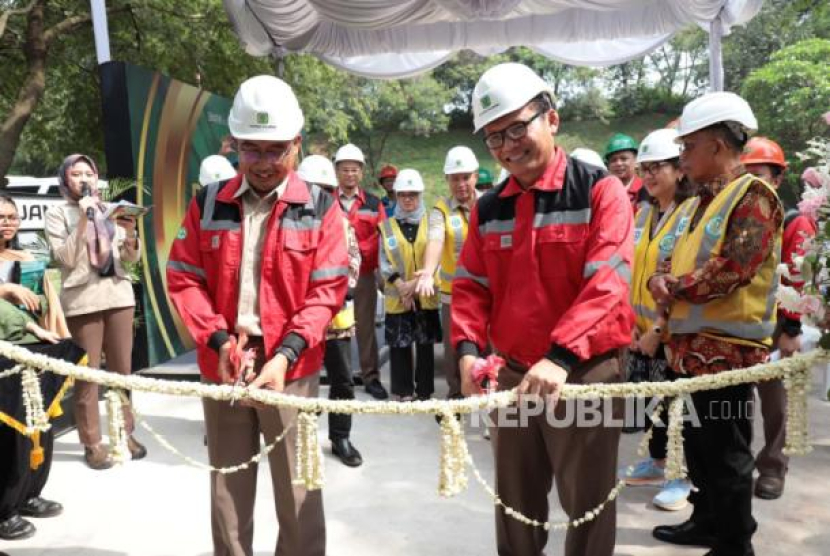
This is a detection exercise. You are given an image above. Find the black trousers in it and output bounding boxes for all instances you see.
[647,368,679,461]
[323,338,354,441]
[390,344,434,399]
[686,383,756,556]
[0,425,53,520]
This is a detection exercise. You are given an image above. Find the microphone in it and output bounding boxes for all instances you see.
[81,182,94,219]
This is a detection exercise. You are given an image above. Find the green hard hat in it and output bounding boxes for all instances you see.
[604,133,639,161]
[477,167,493,185]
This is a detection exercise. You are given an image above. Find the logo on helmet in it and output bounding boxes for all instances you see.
[255,112,270,125]
[481,95,492,109]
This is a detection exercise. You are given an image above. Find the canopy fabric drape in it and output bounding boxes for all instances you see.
[224,0,763,79]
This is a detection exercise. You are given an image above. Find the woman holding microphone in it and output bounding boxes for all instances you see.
[44,154,146,470]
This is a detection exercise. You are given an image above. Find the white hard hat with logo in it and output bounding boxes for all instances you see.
[570,148,607,169]
[637,128,681,163]
[297,154,337,188]
[472,63,555,133]
[228,75,304,142]
[675,92,757,139]
[198,155,237,186]
[393,169,425,193]
[334,143,365,165]
[444,146,479,175]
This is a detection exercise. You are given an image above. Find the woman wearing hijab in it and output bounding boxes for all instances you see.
[44,154,146,470]
[0,194,85,541]
[378,169,441,401]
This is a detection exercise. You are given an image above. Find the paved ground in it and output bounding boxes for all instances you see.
[4,351,830,556]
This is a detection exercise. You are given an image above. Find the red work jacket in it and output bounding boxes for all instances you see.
[451,148,635,371]
[166,173,348,383]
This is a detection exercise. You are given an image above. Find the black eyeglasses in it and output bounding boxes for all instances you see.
[637,161,673,177]
[483,109,546,150]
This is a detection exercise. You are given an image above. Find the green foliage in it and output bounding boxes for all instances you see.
[742,39,830,162]
[558,87,613,123]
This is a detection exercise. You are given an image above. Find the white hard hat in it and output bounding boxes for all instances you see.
[497,167,510,183]
[637,128,681,163]
[393,168,425,193]
[297,154,337,188]
[443,146,479,175]
[472,63,555,133]
[570,148,607,169]
[675,91,757,139]
[228,75,304,142]
[198,155,237,186]
[334,143,365,165]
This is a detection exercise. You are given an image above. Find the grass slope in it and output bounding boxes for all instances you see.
[352,114,666,206]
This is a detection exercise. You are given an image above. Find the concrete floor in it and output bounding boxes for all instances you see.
[3,352,830,556]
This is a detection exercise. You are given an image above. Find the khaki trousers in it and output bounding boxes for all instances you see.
[491,352,622,556]
[440,302,460,397]
[66,306,135,446]
[202,372,325,556]
[755,378,788,478]
[354,272,380,383]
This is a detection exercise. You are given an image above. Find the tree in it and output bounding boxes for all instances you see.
[742,39,830,152]
[0,0,131,182]
[1,0,272,179]
[742,38,830,204]
[724,0,830,92]
[349,76,452,178]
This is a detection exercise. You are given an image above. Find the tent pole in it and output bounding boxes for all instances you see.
[708,15,724,92]
[90,0,112,64]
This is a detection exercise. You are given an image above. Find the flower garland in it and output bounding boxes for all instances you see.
[664,397,688,480]
[438,410,469,497]
[130,400,297,474]
[0,340,822,527]
[0,364,23,380]
[293,411,325,490]
[106,390,129,464]
[21,367,49,434]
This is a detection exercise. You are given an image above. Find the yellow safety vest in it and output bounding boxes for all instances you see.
[380,216,441,314]
[630,198,697,334]
[434,197,469,296]
[668,174,781,347]
[330,217,356,331]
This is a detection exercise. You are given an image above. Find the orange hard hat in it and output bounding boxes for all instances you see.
[741,137,788,169]
[378,165,398,179]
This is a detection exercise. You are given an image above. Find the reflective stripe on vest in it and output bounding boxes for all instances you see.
[668,175,781,345]
[380,217,440,314]
[630,198,697,333]
[434,197,469,295]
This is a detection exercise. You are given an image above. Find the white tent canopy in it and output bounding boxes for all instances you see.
[222,0,763,87]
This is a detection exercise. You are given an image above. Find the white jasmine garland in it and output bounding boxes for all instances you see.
[106,390,128,464]
[21,367,49,434]
[0,340,821,529]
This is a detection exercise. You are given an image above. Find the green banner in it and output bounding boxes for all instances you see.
[101,62,232,367]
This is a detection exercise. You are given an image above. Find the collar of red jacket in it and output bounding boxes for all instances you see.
[338,186,366,206]
[215,171,311,205]
[499,147,567,198]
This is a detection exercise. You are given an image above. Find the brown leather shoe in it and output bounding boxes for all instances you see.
[755,475,784,499]
[127,436,147,460]
[84,444,114,470]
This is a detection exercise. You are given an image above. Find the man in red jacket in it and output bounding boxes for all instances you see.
[741,137,816,500]
[334,143,389,399]
[452,63,634,556]
[166,75,348,556]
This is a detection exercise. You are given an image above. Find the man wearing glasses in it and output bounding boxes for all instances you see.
[167,75,348,556]
[451,63,634,556]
